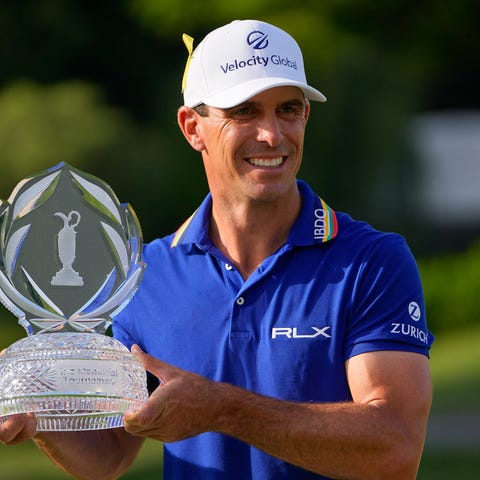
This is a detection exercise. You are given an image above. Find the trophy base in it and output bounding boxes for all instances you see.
[51,266,84,286]
[0,333,148,431]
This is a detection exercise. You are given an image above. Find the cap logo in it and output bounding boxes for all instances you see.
[247,31,269,49]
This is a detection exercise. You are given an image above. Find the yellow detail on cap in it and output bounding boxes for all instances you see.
[181,34,194,93]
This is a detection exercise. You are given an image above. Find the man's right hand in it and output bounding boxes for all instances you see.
[0,413,37,445]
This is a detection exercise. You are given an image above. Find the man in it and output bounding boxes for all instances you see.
[0,19,433,480]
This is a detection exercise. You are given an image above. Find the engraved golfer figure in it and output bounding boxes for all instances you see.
[51,210,84,286]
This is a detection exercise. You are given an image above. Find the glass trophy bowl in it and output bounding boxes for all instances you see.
[0,163,148,431]
[0,333,147,431]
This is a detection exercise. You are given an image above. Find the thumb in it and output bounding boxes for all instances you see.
[131,344,177,384]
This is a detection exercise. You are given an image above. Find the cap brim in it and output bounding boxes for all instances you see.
[201,77,326,108]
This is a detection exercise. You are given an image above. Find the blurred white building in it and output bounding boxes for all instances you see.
[411,111,480,226]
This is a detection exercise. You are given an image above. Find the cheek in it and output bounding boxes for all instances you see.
[290,124,307,151]
[214,128,247,160]
[201,122,233,152]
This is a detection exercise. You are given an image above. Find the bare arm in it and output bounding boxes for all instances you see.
[0,414,144,480]
[125,346,432,480]
[223,350,432,479]
[34,428,144,480]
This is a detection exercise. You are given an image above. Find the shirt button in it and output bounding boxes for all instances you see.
[225,263,233,271]
[236,297,245,305]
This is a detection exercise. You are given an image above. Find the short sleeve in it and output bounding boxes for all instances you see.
[345,234,434,359]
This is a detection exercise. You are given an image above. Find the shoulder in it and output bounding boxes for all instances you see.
[143,234,176,261]
[139,233,207,288]
[334,212,415,261]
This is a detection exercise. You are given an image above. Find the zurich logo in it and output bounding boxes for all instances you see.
[408,301,421,321]
[247,30,269,49]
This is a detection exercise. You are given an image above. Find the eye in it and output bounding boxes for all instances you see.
[232,105,255,116]
[222,103,258,120]
[278,102,305,116]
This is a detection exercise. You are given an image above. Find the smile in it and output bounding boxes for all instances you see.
[247,157,284,167]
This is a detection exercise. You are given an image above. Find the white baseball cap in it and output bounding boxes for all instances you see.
[182,19,327,108]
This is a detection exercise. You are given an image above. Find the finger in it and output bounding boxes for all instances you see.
[123,388,167,428]
[123,410,170,440]
[0,413,37,445]
[123,412,157,436]
[123,422,168,441]
[123,416,147,436]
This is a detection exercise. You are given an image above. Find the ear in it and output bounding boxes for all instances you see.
[177,106,205,152]
[304,99,311,123]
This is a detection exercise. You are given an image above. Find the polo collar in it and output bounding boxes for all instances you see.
[170,180,338,249]
[288,180,338,246]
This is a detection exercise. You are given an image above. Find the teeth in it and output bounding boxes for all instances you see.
[248,157,283,167]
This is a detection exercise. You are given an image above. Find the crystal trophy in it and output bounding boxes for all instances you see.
[0,162,148,431]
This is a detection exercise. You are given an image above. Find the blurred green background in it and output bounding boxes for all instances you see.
[1,0,479,478]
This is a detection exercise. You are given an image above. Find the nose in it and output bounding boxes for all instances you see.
[256,113,283,146]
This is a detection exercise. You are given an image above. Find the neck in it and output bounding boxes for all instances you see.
[209,190,301,279]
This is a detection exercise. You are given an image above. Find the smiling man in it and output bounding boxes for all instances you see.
[0,19,433,480]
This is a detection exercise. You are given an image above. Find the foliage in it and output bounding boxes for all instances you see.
[418,450,480,479]
[0,81,129,194]
[0,0,478,316]
[419,241,480,333]
[0,79,206,242]
[428,324,480,412]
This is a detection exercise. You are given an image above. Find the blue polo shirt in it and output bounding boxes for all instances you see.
[113,180,433,480]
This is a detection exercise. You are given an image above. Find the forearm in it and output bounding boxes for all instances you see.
[124,347,431,479]
[33,429,143,480]
[213,384,423,480]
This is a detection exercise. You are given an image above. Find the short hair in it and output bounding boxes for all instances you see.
[193,104,209,117]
